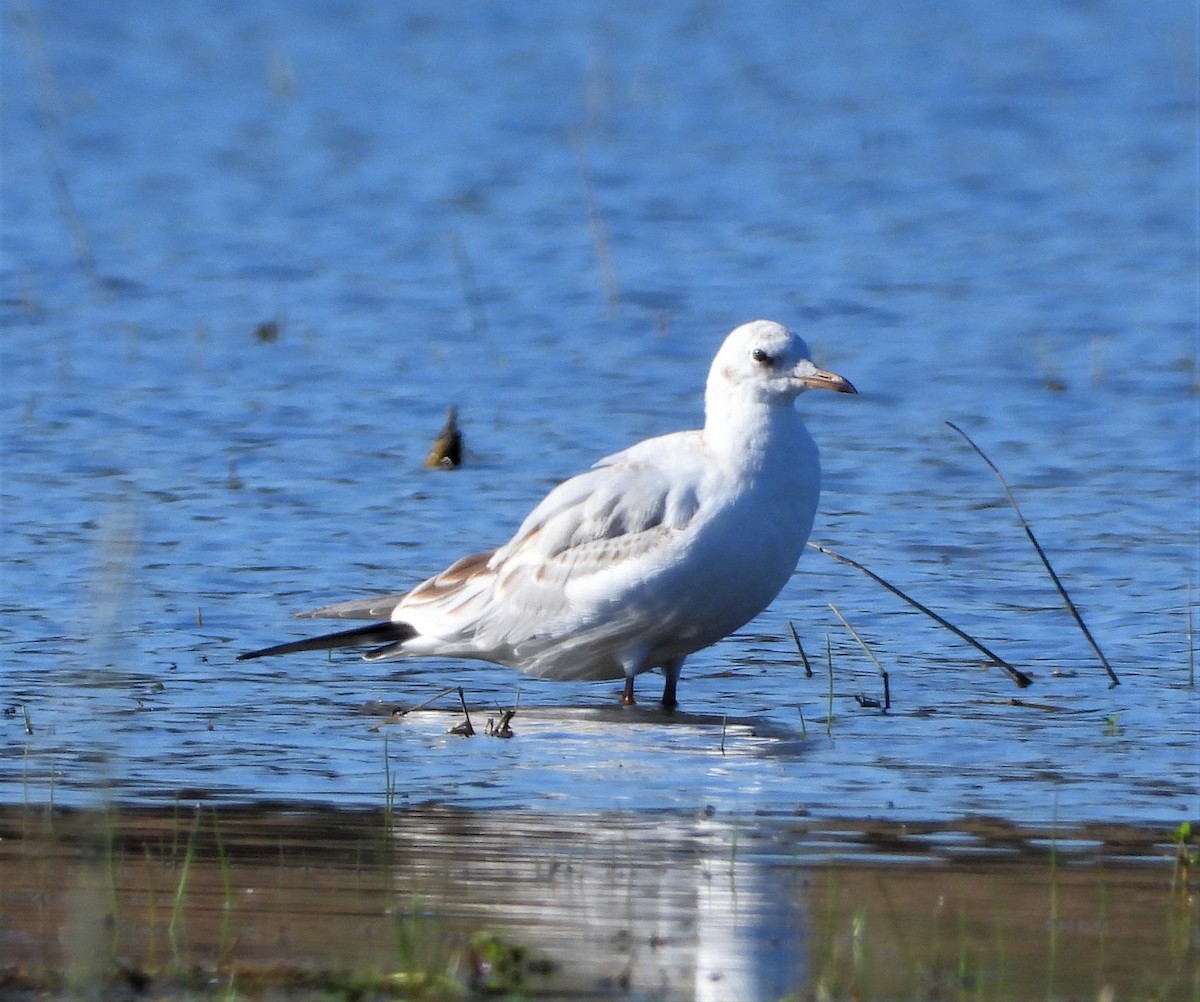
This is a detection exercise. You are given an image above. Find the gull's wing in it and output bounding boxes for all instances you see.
[293,431,708,662]
[296,593,410,621]
[295,551,495,622]
[392,432,706,652]
[500,433,702,580]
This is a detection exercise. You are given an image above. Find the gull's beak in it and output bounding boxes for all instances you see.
[798,362,857,395]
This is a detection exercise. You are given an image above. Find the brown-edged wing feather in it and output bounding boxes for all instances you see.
[295,549,498,621]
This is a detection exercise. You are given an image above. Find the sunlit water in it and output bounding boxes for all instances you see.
[2,1,1196,834]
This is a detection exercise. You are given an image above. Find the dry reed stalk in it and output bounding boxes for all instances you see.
[808,541,1033,688]
[945,421,1119,687]
[828,603,890,710]
[788,621,813,677]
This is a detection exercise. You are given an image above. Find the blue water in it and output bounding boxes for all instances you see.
[2,0,1196,827]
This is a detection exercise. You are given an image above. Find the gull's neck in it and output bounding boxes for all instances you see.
[702,386,802,473]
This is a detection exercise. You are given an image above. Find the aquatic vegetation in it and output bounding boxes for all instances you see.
[829,602,890,711]
[946,421,1119,688]
[809,541,1032,689]
[1170,821,1196,895]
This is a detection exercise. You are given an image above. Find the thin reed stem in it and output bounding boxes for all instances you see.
[946,421,1119,687]
[789,621,813,677]
[825,635,834,737]
[808,542,1032,688]
[455,686,475,736]
[829,603,890,710]
[400,686,459,716]
[828,603,885,675]
[169,808,201,965]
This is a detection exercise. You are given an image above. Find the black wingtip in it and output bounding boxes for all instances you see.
[238,621,416,660]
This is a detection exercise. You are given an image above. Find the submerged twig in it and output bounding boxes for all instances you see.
[808,542,1032,688]
[485,709,516,738]
[829,603,890,710]
[946,421,1120,688]
[485,689,520,738]
[449,686,475,736]
[369,686,459,731]
[402,686,460,717]
[788,621,813,677]
[995,698,1070,713]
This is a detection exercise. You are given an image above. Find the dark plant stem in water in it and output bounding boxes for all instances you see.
[455,687,475,737]
[401,687,460,717]
[789,621,813,677]
[824,636,834,738]
[946,421,1119,687]
[383,735,396,827]
[808,542,1032,688]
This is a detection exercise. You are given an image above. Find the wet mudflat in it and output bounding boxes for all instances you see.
[2,803,1193,1001]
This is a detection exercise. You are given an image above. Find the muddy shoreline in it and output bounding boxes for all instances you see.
[3,803,1193,1000]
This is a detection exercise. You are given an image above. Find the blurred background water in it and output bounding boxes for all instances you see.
[1,0,1196,825]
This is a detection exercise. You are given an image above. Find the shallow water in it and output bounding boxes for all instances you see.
[2,6,1198,987]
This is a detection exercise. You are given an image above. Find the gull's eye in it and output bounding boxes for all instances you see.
[752,348,774,368]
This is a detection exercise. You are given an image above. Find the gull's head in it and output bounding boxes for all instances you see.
[708,320,857,408]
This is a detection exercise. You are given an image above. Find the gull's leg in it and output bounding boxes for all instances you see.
[620,650,650,706]
[660,657,685,711]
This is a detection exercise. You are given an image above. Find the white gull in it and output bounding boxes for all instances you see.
[239,320,856,708]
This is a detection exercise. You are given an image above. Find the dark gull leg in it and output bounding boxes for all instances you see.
[620,676,636,706]
[660,657,685,711]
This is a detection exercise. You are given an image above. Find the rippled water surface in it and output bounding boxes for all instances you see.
[3,1,1197,834]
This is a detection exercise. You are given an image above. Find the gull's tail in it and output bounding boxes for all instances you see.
[237,621,416,661]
